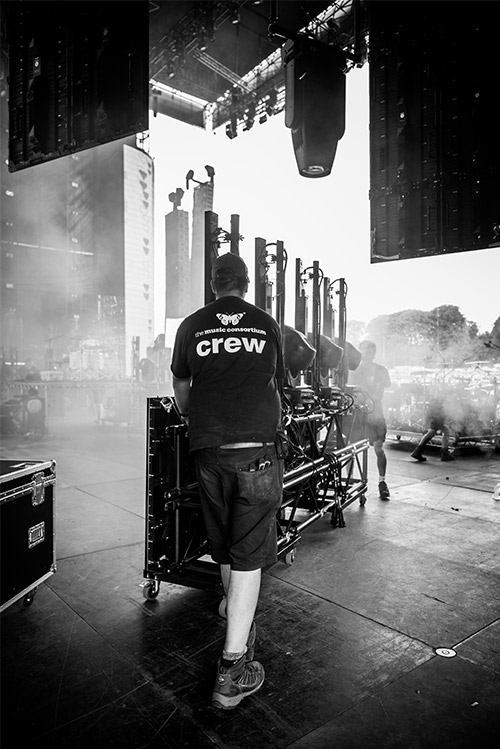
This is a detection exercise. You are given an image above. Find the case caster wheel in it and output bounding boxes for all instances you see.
[284,549,296,566]
[142,580,160,600]
[218,597,227,619]
[23,588,37,607]
[360,494,367,506]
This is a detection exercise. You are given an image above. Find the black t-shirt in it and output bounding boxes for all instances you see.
[349,360,391,419]
[171,296,284,451]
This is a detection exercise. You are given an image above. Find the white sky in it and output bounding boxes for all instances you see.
[148,65,499,338]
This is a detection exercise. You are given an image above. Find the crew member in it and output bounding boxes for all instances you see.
[349,340,391,499]
[171,252,284,710]
[410,393,455,462]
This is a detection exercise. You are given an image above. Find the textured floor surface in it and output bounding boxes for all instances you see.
[1,413,499,748]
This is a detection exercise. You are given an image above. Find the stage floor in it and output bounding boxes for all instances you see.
[1,414,499,748]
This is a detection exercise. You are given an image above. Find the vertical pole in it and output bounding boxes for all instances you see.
[204,211,218,305]
[276,240,285,337]
[312,261,321,393]
[254,237,267,310]
[338,278,348,389]
[230,214,240,255]
[323,276,334,338]
[295,258,307,334]
[338,278,347,347]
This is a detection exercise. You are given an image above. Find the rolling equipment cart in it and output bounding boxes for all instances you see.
[142,395,368,601]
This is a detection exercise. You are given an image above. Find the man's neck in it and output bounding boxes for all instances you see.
[215,290,246,301]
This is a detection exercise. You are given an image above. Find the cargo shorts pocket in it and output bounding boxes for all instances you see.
[236,460,283,507]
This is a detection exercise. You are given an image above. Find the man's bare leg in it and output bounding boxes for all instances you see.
[220,563,230,598]
[212,566,264,709]
[441,426,450,452]
[223,568,261,655]
[374,440,390,498]
[374,439,387,478]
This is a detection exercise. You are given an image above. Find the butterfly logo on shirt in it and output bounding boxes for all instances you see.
[216,313,246,326]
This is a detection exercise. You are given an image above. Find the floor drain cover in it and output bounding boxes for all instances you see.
[435,647,457,658]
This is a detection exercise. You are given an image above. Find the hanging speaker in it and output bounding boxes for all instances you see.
[7,1,149,171]
[283,38,346,178]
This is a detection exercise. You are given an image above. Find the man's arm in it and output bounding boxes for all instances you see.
[172,375,191,417]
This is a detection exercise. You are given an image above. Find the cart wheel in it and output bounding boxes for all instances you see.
[142,581,160,600]
[218,597,227,619]
[360,494,367,506]
[284,549,296,566]
[23,588,37,607]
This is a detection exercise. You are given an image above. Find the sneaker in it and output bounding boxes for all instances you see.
[378,480,390,500]
[410,448,426,462]
[246,621,256,661]
[441,451,455,462]
[212,654,265,710]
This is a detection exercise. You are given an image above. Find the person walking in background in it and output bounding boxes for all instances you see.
[411,392,455,462]
[349,340,392,499]
[171,252,284,710]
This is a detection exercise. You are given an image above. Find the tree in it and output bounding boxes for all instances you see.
[345,320,366,347]
[467,320,479,339]
[491,316,500,348]
[426,305,468,352]
[481,316,500,360]
[360,305,495,367]
[387,309,429,345]
[364,315,390,358]
[365,311,431,366]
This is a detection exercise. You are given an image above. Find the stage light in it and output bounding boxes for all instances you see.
[283,38,346,178]
[265,90,278,116]
[242,103,256,131]
[230,3,240,24]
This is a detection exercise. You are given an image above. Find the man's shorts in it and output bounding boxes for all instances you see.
[365,413,387,445]
[428,416,446,431]
[193,444,284,572]
[426,401,446,431]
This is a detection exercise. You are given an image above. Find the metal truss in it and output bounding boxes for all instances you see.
[149,1,367,132]
[209,0,367,131]
[142,395,368,598]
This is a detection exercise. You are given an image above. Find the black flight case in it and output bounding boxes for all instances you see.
[0,459,56,611]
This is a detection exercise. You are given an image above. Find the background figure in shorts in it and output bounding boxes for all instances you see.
[349,340,391,499]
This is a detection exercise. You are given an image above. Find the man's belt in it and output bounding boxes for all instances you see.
[220,441,275,449]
